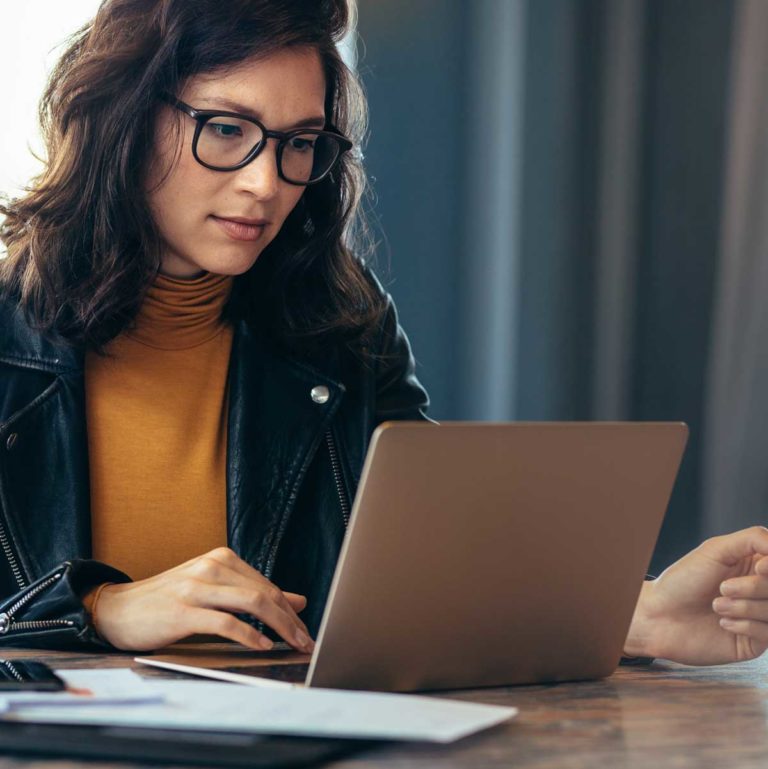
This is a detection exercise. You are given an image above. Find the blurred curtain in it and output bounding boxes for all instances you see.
[487,0,735,570]
[459,0,527,419]
[358,0,737,571]
[702,0,768,535]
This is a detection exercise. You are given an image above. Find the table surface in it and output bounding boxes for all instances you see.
[0,644,766,768]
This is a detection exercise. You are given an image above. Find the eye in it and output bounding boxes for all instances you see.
[288,136,316,152]
[205,121,244,139]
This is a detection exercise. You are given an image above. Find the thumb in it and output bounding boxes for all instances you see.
[702,526,768,567]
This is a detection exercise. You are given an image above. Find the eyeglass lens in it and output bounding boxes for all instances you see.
[197,116,341,182]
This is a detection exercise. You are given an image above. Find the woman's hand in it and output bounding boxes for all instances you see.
[624,526,768,665]
[91,547,314,653]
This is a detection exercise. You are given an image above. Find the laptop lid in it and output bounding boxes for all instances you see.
[306,422,687,692]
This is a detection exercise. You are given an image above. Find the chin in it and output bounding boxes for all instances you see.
[205,259,260,276]
[194,247,264,276]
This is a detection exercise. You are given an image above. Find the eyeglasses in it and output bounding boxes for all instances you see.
[162,94,353,185]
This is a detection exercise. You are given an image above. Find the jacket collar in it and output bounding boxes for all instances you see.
[0,293,345,399]
[0,297,83,375]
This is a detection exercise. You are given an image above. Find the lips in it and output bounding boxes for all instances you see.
[211,215,269,242]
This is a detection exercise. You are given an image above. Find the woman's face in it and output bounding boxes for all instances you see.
[146,46,327,278]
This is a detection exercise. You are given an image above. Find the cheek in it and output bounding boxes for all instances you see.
[147,156,217,233]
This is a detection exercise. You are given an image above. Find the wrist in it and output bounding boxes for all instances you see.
[623,579,657,658]
[83,582,116,641]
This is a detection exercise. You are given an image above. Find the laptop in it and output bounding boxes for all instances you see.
[139,421,688,692]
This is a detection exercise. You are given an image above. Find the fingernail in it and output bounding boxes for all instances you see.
[295,630,310,649]
[259,636,274,650]
[720,617,736,629]
[720,580,735,596]
[713,597,732,612]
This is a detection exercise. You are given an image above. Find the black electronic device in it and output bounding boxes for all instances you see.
[0,660,65,691]
[0,723,376,767]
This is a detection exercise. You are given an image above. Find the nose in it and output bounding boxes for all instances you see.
[233,138,281,199]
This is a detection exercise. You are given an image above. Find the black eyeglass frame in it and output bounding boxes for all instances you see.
[162,94,353,185]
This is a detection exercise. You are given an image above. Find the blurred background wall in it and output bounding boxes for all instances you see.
[357,0,767,572]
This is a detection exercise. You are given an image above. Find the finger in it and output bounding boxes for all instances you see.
[208,564,310,637]
[702,526,768,567]
[203,549,310,628]
[183,555,310,638]
[720,574,768,599]
[194,583,314,652]
[188,608,275,651]
[211,566,310,640]
[713,597,768,623]
[188,568,311,644]
[719,617,768,648]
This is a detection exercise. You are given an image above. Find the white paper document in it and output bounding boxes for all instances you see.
[3,677,518,743]
[0,669,164,711]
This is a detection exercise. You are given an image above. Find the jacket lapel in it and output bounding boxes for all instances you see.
[226,320,345,575]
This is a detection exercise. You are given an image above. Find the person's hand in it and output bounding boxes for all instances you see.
[624,526,768,665]
[91,547,314,653]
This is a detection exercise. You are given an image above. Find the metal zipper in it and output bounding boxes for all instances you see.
[0,428,27,591]
[0,661,24,683]
[0,519,25,591]
[0,570,74,635]
[326,429,351,527]
[2,619,74,633]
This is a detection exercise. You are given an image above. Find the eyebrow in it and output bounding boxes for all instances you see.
[196,97,326,130]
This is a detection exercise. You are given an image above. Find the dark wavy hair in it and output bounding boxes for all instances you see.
[0,0,384,355]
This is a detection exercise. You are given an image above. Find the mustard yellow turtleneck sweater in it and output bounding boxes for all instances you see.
[85,271,234,581]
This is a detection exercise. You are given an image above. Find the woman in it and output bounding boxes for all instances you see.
[0,0,766,665]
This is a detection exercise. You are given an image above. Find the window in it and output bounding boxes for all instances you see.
[0,2,101,254]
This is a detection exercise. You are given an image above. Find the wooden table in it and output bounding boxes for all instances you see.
[0,645,766,768]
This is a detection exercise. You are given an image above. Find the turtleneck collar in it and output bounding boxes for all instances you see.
[127,271,234,350]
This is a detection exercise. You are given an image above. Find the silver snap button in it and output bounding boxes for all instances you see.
[311,385,330,404]
[6,433,18,451]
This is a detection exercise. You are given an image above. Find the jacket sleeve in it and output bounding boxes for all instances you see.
[619,575,656,666]
[373,291,433,424]
[0,559,131,650]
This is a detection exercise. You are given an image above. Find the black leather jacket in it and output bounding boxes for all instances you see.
[0,286,429,649]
